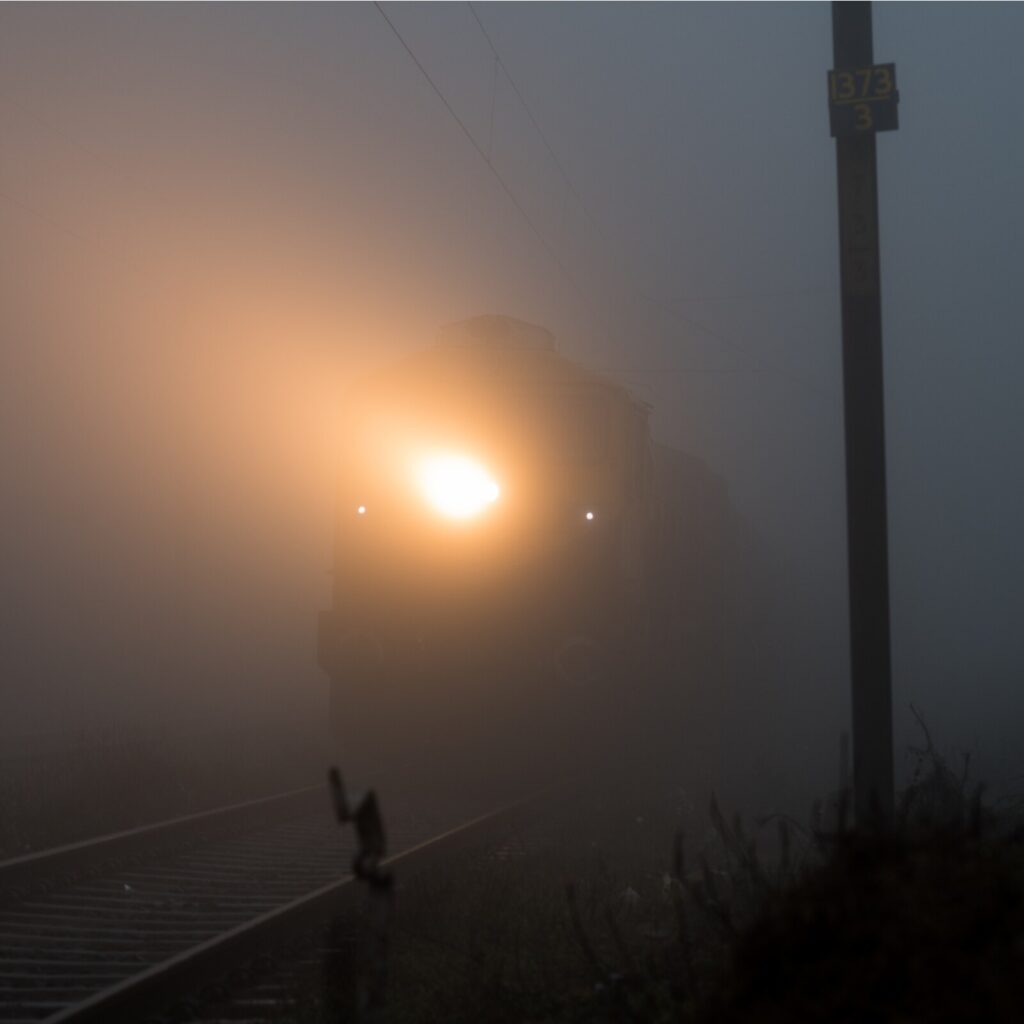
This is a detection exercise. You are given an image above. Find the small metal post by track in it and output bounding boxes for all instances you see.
[325,767,394,1020]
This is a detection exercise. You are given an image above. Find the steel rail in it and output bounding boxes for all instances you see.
[0,785,323,901]
[43,793,540,1023]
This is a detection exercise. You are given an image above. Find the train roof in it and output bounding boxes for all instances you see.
[435,314,556,352]
[361,315,648,416]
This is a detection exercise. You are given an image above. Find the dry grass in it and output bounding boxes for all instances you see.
[9,718,1022,1023]
[373,792,698,1024]
[307,730,1024,1024]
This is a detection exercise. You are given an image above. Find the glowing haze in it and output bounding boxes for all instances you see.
[1,5,1023,800]
[417,454,501,521]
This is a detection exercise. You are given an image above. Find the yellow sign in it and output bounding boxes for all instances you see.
[828,63,899,136]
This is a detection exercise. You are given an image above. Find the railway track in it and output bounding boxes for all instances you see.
[0,771,543,1023]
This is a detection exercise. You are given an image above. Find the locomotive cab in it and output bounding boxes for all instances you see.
[319,316,657,757]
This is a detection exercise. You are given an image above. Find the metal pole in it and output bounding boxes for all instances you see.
[832,1,895,826]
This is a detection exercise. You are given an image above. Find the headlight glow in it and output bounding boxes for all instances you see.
[416,453,500,520]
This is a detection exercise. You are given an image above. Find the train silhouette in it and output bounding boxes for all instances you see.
[318,315,730,757]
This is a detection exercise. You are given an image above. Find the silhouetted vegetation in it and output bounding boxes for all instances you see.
[321,731,1024,1024]
[695,734,1024,1023]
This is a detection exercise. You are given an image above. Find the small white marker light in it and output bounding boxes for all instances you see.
[357,505,367,515]
[585,511,595,521]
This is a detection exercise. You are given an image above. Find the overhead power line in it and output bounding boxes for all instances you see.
[2,5,826,394]
[372,1,589,309]
[377,3,790,387]
[377,3,747,373]
[467,3,580,210]
[461,3,825,387]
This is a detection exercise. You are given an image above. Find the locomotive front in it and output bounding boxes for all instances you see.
[318,316,653,749]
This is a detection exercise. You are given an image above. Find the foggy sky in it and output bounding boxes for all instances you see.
[1,4,1022,790]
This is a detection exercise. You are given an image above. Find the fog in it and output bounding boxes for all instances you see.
[1,3,1022,806]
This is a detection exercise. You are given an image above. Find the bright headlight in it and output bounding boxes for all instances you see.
[416,453,500,520]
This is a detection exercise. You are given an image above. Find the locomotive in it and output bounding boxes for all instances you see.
[317,315,730,757]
